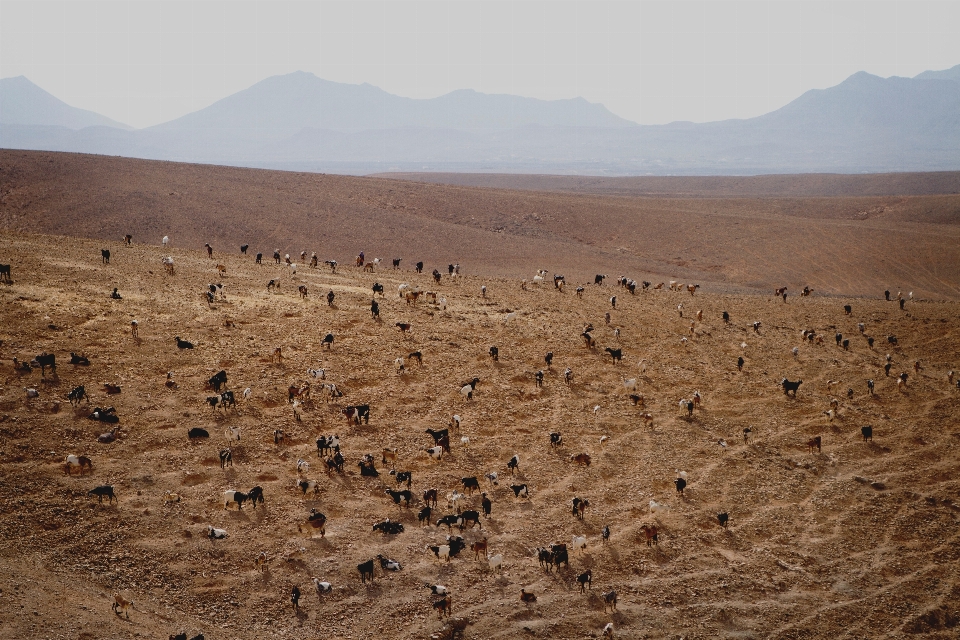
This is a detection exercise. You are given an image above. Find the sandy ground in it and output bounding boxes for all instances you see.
[2,150,959,300]
[0,228,958,639]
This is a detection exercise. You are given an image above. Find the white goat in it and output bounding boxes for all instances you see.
[572,535,587,553]
[649,500,669,514]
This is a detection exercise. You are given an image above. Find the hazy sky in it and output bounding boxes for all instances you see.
[2,0,959,129]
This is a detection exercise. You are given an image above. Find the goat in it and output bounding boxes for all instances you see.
[564,367,573,383]
[89,485,116,504]
[64,454,93,475]
[101,248,111,264]
[461,476,480,494]
[640,524,658,546]
[344,404,370,425]
[572,534,587,553]
[717,512,729,528]
[304,509,326,536]
[520,589,537,604]
[489,345,499,361]
[604,347,622,363]
[325,451,345,474]
[358,455,379,476]
[248,486,264,509]
[550,432,562,447]
[602,590,618,612]
[861,425,873,442]
[358,559,375,583]
[572,498,589,520]
[649,500,669,514]
[373,519,405,535]
[297,479,320,497]
[385,489,413,509]
[389,469,412,488]
[433,595,452,619]
[187,427,209,440]
[782,378,802,396]
[675,477,687,495]
[219,448,233,468]
[448,490,464,513]
[485,472,499,486]
[207,526,227,539]
[174,337,194,350]
[471,538,488,560]
[208,370,228,392]
[0,264,10,282]
[418,505,434,525]
[428,544,451,563]
[313,577,332,596]
[67,385,88,406]
[112,593,132,618]
[602,525,610,543]
[69,352,90,366]
[223,490,249,510]
[32,352,56,376]
[577,569,592,592]
[488,553,503,573]
[377,554,402,571]
[510,484,529,498]
[459,510,481,530]
[571,453,591,467]
[507,454,520,473]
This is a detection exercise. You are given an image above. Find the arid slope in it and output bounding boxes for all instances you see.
[2,150,959,299]
[0,232,958,639]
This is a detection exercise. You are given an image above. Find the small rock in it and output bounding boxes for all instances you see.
[870,481,887,490]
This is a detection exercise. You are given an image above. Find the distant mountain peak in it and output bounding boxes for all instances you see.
[914,64,960,82]
[0,76,131,130]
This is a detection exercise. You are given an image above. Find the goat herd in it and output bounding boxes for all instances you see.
[8,236,954,640]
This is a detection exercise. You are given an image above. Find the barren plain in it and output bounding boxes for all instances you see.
[0,151,959,639]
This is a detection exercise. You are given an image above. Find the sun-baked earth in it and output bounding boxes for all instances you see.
[2,150,959,300]
[0,152,959,640]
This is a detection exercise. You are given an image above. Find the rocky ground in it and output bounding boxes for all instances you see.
[2,150,959,299]
[1,229,958,639]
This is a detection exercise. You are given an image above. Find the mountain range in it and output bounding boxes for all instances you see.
[1,66,959,174]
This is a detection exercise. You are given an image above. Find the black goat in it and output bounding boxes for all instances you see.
[781,378,802,396]
[604,347,623,363]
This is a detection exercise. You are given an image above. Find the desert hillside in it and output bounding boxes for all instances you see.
[2,150,959,299]
[0,231,958,639]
